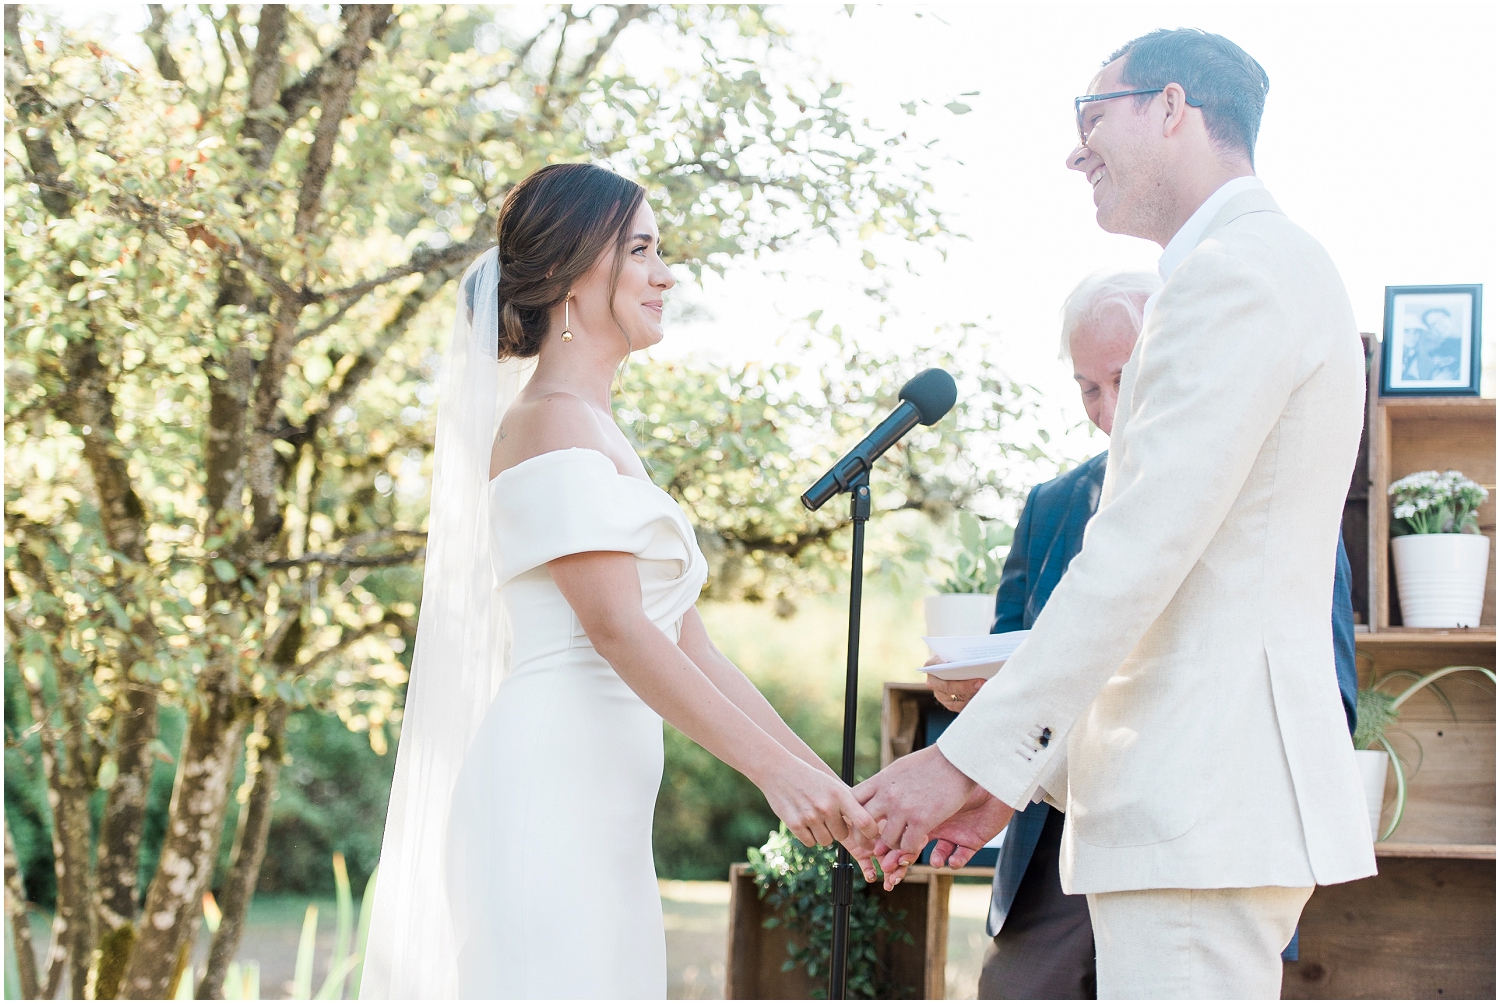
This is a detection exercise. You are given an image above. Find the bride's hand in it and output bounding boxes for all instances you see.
[762,760,880,852]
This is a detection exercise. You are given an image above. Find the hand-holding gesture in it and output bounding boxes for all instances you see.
[873,786,1014,889]
[853,744,1012,889]
[761,758,880,858]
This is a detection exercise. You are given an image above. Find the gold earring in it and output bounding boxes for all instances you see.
[561,294,573,341]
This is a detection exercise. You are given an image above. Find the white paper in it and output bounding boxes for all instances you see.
[922,629,1029,664]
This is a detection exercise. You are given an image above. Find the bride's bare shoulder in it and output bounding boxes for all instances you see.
[489,391,612,479]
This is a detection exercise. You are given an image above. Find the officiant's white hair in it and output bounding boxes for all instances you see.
[1059,270,1163,360]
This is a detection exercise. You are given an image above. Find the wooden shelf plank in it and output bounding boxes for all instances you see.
[1375,842,1496,860]
[1356,628,1496,645]
[1379,396,1496,419]
[914,864,995,878]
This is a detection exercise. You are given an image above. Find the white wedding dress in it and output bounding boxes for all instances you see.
[361,251,711,999]
[444,447,708,998]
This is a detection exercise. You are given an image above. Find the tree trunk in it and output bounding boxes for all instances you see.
[93,683,159,1000]
[12,546,95,1000]
[196,700,288,999]
[117,678,244,999]
[4,820,41,1000]
[54,766,98,999]
[52,658,100,1000]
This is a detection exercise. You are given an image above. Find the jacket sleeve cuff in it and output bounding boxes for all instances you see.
[936,721,1057,811]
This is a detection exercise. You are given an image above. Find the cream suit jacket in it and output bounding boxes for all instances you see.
[938,188,1377,894]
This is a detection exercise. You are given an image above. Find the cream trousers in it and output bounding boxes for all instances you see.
[1087,885,1313,1000]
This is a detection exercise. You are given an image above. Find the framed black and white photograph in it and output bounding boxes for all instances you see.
[1380,284,1483,396]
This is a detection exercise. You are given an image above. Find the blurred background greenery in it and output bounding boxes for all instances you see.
[3,4,1070,996]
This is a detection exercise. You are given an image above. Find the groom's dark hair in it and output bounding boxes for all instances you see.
[494,163,646,359]
[1108,29,1270,165]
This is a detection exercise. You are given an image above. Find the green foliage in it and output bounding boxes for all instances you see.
[936,511,1011,594]
[284,854,369,1001]
[654,724,777,881]
[251,711,396,896]
[4,3,1062,946]
[1357,665,1496,840]
[3,659,52,905]
[1352,687,1399,751]
[747,826,914,1000]
[622,331,1047,606]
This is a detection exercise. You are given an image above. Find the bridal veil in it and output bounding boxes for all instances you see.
[360,248,529,998]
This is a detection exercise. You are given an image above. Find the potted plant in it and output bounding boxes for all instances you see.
[1388,470,1491,627]
[1354,665,1496,840]
[924,512,1008,637]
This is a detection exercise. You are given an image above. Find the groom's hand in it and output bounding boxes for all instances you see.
[931,788,1013,866]
[869,785,1014,888]
[852,745,976,887]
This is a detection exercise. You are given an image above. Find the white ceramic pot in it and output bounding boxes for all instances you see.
[1353,748,1390,841]
[1391,532,1491,628]
[923,593,995,637]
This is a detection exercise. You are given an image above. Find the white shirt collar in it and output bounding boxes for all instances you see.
[1142,175,1264,326]
[1157,175,1264,281]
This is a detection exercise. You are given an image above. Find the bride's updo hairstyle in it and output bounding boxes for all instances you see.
[494,163,646,359]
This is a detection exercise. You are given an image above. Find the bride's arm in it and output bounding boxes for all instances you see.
[549,551,878,855]
[676,609,837,780]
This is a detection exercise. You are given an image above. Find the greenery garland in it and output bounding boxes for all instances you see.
[747,826,915,1000]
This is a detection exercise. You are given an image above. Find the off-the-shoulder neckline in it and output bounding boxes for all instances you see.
[489,446,653,487]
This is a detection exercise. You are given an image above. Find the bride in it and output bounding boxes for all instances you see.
[359,163,878,999]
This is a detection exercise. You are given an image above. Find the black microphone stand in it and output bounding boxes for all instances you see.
[828,469,870,1001]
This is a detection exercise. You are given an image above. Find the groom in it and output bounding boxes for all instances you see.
[854,28,1376,998]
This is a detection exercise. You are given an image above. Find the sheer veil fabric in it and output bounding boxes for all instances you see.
[360,249,531,998]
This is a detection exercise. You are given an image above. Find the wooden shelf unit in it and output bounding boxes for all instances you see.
[1287,336,1497,999]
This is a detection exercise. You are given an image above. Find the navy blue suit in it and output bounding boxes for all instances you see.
[975,451,1356,994]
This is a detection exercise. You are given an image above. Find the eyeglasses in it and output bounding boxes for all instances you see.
[1074,88,1203,146]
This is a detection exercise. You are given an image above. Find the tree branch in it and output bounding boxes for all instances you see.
[264,548,425,570]
[5,7,75,218]
[569,5,648,88]
[143,5,183,82]
[245,4,392,545]
[292,4,392,235]
[314,232,490,304]
[220,4,252,71]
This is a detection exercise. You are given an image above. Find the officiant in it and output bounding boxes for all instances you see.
[926,269,1360,999]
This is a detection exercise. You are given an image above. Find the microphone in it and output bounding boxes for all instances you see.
[801,368,957,511]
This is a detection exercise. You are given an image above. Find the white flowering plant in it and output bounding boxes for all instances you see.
[1389,469,1489,535]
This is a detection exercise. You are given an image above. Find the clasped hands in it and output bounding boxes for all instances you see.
[838,745,1015,890]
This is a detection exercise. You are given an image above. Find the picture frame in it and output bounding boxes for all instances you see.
[1380,284,1483,396]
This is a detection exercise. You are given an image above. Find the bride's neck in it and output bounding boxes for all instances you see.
[530,336,625,412]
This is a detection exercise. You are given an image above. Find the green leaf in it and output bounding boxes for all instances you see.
[211,559,237,583]
[944,101,972,115]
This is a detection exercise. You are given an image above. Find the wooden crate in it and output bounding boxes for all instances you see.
[724,863,951,1000]
[1358,641,1496,847]
[881,681,937,768]
[1369,396,1496,630]
[1283,856,1495,999]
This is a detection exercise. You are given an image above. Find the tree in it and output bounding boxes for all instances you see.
[4,4,984,997]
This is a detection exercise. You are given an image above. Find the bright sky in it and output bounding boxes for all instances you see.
[656,2,1499,463]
